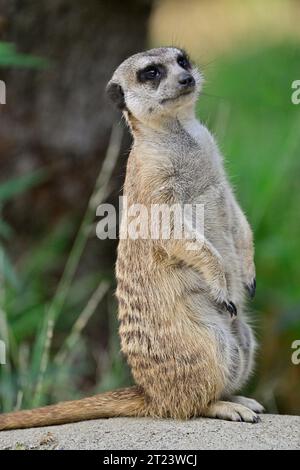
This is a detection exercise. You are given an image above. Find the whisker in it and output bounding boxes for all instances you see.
[201,92,227,101]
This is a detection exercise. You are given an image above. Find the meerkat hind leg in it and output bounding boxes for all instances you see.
[229,396,265,414]
[202,400,260,423]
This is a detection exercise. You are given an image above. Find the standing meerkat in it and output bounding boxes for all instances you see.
[0,47,264,430]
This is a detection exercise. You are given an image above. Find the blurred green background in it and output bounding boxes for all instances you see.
[0,0,299,416]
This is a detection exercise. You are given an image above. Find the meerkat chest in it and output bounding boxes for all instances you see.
[173,148,224,205]
[181,119,220,167]
[170,123,231,230]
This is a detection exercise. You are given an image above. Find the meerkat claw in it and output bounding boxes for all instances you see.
[222,301,237,317]
[246,278,256,299]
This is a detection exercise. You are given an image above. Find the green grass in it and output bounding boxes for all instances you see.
[197,42,300,412]
[0,42,48,68]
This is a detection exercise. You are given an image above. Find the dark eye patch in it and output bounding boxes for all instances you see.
[177,53,191,70]
[137,63,166,86]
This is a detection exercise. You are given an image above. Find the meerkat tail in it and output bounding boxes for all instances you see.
[0,386,147,430]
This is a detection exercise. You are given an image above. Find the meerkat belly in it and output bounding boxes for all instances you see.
[178,217,252,393]
[196,187,246,308]
[180,270,252,392]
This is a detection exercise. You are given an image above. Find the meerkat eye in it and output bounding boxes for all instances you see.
[177,55,191,70]
[138,65,161,82]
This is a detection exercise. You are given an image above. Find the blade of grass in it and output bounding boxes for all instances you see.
[0,170,46,203]
[0,41,49,68]
[31,316,54,408]
[54,281,110,367]
[0,297,14,411]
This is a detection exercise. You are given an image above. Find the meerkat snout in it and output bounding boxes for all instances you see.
[106,47,203,125]
[178,71,195,89]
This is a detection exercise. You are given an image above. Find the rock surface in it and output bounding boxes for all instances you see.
[0,414,299,450]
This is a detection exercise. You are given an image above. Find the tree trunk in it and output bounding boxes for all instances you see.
[0,0,153,240]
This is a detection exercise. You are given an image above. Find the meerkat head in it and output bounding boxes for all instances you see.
[106,47,203,127]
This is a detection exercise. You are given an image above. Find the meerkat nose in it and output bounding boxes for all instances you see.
[178,73,195,89]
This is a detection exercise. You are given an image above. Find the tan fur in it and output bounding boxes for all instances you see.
[0,48,263,430]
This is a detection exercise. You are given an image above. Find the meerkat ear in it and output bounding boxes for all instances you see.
[106,81,126,110]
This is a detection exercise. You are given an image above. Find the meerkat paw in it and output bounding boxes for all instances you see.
[229,396,265,414]
[210,283,237,318]
[202,400,260,423]
[215,291,237,318]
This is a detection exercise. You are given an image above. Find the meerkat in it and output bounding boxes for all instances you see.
[0,47,264,430]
